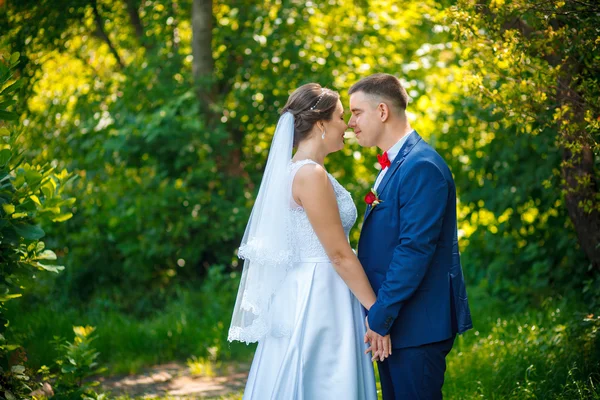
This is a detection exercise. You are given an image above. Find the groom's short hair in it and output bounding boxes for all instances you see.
[349,73,409,112]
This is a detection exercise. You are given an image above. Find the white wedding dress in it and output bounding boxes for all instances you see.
[242,159,377,400]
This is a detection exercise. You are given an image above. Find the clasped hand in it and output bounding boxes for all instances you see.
[364,316,392,362]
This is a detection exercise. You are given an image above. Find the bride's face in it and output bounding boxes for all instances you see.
[321,100,348,154]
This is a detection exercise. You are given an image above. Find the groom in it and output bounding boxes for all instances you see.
[349,73,473,400]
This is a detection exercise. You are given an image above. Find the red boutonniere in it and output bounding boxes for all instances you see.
[364,188,382,207]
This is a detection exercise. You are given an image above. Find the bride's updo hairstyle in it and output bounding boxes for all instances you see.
[281,83,340,147]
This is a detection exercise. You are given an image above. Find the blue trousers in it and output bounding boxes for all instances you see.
[377,335,456,400]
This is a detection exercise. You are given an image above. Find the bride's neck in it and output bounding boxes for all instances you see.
[293,139,326,166]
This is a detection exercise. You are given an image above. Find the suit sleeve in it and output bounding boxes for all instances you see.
[367,160,449,336]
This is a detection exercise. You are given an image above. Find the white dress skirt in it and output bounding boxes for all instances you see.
[242,256,377,400]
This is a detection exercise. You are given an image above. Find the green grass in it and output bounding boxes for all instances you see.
[442,291,600,399]
[7,277,600,399]
[7,300,253,374]
[6,269,256,375]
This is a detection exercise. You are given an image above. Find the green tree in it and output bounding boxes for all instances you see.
[2,0,595,311]
[448,0,600,270]
[0,52,75,399]
[1,0,461,311]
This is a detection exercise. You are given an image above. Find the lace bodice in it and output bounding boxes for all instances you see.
[289,159,357,260]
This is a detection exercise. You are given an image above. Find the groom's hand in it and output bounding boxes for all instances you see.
[364,316,392,362]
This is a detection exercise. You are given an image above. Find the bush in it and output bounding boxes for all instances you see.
[0,52,75,400]
[35,326,106,400]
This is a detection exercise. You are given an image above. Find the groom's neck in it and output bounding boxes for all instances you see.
[378,117,412,152]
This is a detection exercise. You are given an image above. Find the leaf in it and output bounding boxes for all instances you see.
[2,203,14,215]
[61,365,76,373]
[59,197,76,207]
[36,241,45,252]
[0,110,18,121]
[11,365,25,374]
[0,148,11,167]
[0,99,17,109]
[35,250,57,260]
[12,223,45,240]
[29,194,41,206]
[46,206,60,214]
[0,293,22,301]
[0,344,20,351]
[35,262,64,273]
[10,212,27,219]
[41,185,53,199]
[24,169,43,187]
[2,225,20,245]
[52,212,73,222]
[0,79,23,96]
[41,179,57,198]
[12,174,24,189]
[9,52,20,66]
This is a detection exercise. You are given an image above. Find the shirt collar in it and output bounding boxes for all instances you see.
[385,130,414,163]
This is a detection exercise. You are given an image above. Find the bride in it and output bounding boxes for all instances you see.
[228,83,390,399]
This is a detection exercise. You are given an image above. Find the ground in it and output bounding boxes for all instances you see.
[99,362,250,399]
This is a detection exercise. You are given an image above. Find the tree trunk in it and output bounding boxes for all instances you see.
[172,0,180,50]
[558,74,600,270]
[562,146,600,270]
[191,0,213,111]
[125,0,147,48]
[91,0,125,69]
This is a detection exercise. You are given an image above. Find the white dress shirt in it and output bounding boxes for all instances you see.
[373,130,414,191]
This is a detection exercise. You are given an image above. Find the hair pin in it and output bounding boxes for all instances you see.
[309,89,326,111]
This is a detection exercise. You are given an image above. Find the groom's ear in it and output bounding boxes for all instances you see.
[378,103,390,122]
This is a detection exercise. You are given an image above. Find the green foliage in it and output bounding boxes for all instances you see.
[431,0,600,304]
[0,53,74,306]
[48,88,248,315]
[52,326,104,386]
[6,265,252,374]
[435,99,591,305]
[0,2,598,398]
[444,292,600,399]
[0,359,34,400]
[1,0,467,313]
[0,52,76,400]
[446,0,600,275]
[37,326,106,400]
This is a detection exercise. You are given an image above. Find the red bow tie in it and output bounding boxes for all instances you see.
[377,152,391,170]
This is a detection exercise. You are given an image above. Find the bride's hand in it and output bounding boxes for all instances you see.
[365,335,392,362]
[364,317,392,361]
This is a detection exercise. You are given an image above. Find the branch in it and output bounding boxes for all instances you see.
[91,0,125,69]
[125,0,148,49]
[171,0,180,51]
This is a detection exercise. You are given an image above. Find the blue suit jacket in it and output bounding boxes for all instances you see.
[358,131,473,349]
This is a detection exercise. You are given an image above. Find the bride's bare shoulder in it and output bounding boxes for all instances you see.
[293,162,328,188]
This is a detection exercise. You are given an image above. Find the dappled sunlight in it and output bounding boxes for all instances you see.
[0,0,598,398]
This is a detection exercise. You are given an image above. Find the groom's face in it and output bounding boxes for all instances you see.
[348,91,380,148]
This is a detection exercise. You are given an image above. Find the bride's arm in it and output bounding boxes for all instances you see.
[293,163,376,310]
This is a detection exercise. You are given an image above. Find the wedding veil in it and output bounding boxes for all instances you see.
[228,112,296,344]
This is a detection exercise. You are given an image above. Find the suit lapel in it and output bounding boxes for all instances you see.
[363,132,422,222]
